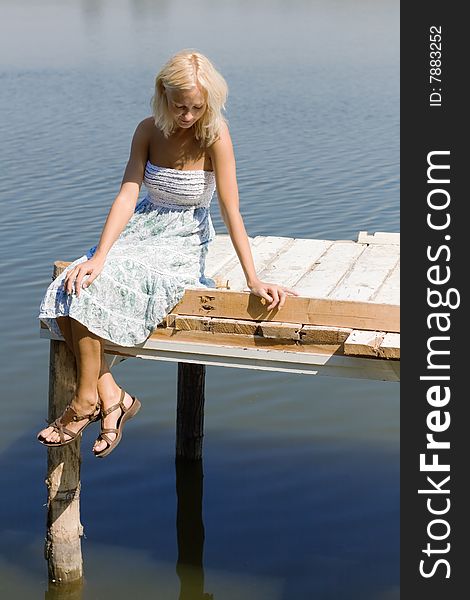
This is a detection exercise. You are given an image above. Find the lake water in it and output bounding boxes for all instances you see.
[0,1,399,598]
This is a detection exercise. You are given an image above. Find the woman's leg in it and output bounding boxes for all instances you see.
[92,346,135,455]
[63,316,136,453]
[38,318,102,443]
[56,316,123,405]
[38,316,135,450]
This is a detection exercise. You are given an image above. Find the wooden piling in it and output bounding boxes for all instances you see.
[44,338,83,584]
[176,363,206,459]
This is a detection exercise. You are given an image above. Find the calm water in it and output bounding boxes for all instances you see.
[0,1,399,598]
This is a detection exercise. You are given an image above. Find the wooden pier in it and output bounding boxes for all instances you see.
[39,231,400,584]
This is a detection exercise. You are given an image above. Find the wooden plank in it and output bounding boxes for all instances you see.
[165,314,177,327]
[378,332,400,359]
[329,245,400,302]
[299,325,353,345]
[294,241,366,297]
[151,326,339,352]
[168,316,354,345]
[256,238,334,288]
[170,288,400,332]
[211,236,294,291]
[256,322,302,340]
[373,260,400,304]
[344,330,385,357]
[357,231,400,245]
[209,317,258,335]
[205,235,241,281]
[139,329,400,381]
[169,315,302,340]
[40,323,400,381]
[173,315,212,332]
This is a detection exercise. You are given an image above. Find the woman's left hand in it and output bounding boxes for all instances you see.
[247,279,300,310]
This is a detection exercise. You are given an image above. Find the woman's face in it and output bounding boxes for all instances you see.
[166,85,206,129]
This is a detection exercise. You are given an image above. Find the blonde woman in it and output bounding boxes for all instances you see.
[37,49,299,457]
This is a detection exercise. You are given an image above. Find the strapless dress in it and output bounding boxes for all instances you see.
[38,160,217,346]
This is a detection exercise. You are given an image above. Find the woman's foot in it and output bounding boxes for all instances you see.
[37,395,100,445]
[92,387,139,456]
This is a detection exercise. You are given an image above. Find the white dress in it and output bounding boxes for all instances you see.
[38,160,217,346]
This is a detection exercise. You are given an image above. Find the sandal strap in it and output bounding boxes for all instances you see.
[97,431,117,447]
[48,402,100,442]
[98,433,112,447]
[101,388,126,417]
[75,402,101,421]
[48,420,79,443]
[50,402,100,424]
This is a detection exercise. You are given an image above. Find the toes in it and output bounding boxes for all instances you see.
[93,439,106,452]
[38,426,52,440]
[93,434,116,453]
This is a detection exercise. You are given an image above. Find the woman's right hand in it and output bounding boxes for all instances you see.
[64,255,106,298]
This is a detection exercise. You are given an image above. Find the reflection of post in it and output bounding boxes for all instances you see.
[176,363,206,459]
[45,578,84,600]
[45,338,83,584]
[175,458,213,600]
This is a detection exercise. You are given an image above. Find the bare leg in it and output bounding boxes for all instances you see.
[38,316,135,451]
[56,316,122,405]
[92,345,135,455]
[38,318,102,443]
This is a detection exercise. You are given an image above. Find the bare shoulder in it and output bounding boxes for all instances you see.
[213,120,232,146]
[133,116,155,138]
[127,117,155,158]
[208,121,234,166]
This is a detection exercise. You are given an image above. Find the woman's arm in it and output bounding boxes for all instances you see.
[93,119,150,261]
[64,119,151,297]
[209,122,299,309]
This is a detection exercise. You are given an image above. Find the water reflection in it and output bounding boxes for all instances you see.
[43,457,213,599]
[45,579,83,600]
[176,458,213,600]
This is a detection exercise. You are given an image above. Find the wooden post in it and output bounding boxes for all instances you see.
[176,363,206,459]
[44,338,83,584]
[45,578,84,600]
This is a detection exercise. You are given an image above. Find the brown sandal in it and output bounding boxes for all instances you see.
[93,387,141,458]
[37,400,101,447]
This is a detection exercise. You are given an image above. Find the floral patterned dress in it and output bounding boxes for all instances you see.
[38,161,217,347]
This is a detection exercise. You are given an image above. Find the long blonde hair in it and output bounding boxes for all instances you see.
[151,49,228,148]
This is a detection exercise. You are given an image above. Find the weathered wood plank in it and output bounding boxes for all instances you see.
[294,241,366,297]
[344,330,385,357]
[256,238,334,289]
[377,332,400,359]
[211,236,294,291]
[205,235,242,281]
[170,288,400,332]
[40,322,400,380]
[299,325,353,345]
[256,321,302,340]
[357,231,400,245]
[173,315,212,332]
[329,245,400,301]
[373,260,400,304]
[169,315,303,340]
[150,326,342,354]
[209,317,258,335]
